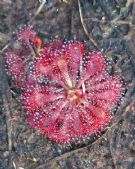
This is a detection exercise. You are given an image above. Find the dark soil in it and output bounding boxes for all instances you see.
[0,0,135,169]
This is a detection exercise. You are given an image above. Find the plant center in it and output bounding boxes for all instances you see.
[65,88,84,106]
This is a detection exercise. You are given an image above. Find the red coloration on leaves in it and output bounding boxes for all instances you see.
[47,39,63,49]
[26,42,122,144]
[64,42,84,86]
[22,84,64,112]
[17,26,36,44]
[5,51,25,87]
[4,27,123,145]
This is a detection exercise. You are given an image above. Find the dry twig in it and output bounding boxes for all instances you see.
[29,0,47,24]
[78,0,99,50]
[0,48,13,152]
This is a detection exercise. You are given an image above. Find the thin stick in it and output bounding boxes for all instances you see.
[29,0,47,24]
[78,0,99,50]
[0,54,13,152]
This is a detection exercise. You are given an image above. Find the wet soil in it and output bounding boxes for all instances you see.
[0,0,135,169]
